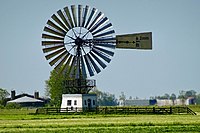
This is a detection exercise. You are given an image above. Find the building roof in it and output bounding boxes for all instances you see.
[7,96,44,103]
[62,94,97,97]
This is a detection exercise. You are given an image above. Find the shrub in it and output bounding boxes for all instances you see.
[6,102,21,109]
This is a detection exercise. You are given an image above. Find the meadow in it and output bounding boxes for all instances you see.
[0,106,200,133]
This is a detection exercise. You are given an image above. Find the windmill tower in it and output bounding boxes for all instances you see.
[41,5,152,110]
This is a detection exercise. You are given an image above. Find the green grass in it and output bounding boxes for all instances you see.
[0,107,200,133]
[188,105,200,114]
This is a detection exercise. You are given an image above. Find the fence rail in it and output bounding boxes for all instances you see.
[36,106,196,115]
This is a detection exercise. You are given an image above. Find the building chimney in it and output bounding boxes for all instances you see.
[34,91,39,99]
[11,90,16,100]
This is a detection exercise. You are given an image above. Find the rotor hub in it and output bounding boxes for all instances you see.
[75,37,84,46]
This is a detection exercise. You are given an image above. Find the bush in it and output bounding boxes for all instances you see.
[0,104,5,109]
[6,103,21,109]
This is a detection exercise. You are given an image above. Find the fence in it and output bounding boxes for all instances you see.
[36,106,196,115]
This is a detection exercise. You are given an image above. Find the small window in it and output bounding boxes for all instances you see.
[67,100,72,106]
[84,100,87,105]
[74,100,77,105]
[93,100,95,105]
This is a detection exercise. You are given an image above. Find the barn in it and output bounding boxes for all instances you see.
[6,90,48,107]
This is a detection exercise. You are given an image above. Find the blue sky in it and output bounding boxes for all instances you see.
[0,0,200,98]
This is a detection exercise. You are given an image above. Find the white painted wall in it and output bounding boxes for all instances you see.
[61,94,82,109]
[61,94,97,112]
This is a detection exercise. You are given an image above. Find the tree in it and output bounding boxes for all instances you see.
[196,93,200,105]
[0,88,9,106]
[156,93,170,99]
[178,90,186,99]
[163,93,170,99]
[119,92,126,101]
[178,90,197,99]
[170,93,176,106]
[170,93,176,100]
[185,90,196,98]
[45,68,93,106]
[90,88,117,106]
[45,70,66,107]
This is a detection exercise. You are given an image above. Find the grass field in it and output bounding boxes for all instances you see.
[0,106,200,133]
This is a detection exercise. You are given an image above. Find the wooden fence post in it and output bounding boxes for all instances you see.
[170,107,172,114]
[153,107,155,114]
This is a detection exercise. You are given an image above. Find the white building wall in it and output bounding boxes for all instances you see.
[125,99,149,106]
[156,99,173,106]
[118,99,149,106]
[61,94,82,109]
[156,99,189,106]
[118,100,125,106]
[175,99,185,106]
[61,94,97,111]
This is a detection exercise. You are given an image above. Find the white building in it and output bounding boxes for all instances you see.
[119,99,150,106]
[61,94,97,112]
[156,98,195,106]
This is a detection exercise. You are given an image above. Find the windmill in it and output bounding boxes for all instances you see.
[41,5,152,101]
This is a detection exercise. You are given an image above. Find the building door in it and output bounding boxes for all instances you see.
[87,99,91,110]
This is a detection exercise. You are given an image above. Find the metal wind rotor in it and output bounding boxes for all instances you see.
[42,5,116,79]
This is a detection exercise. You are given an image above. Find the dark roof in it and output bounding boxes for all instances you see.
[6,93,50,104]
[7,96,44,103]
[14,93,46,101]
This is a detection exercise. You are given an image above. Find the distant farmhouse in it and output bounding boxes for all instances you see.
[119,97,195,106]
[156,97,195,106]
[119,99,156,106]
[6,90,49,107]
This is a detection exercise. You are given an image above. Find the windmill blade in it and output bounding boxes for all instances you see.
[88,12,103,30]
[82,5,89,27]
[57,10,71,29]
[42,5,117,78]
[42,34,64,40]
[60,54,73,74]
[78,5,83,27]
[93,45,114,56]
[84,54,94,76]
[44,26,65,37]
[91,23,112,35]
[94,43,115,49]
[64,6,74,28]
[51,14,68,32]
[92,48,111,63]
[93,30,115,38]
[54,53,70,71]
[47,20,66,34]
[42,41,64,46]
[85,8,97,28]
[49,51,68,66]
[87,53,101,73]
[42,45,64,53]
[116,32,152,49]
[89,17,108,33]
[90,52,106,69]
[45,47,66,60]
[81,56,87,79]
[71,5,77,27]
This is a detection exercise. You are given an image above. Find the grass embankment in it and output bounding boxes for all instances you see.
[0,106,200,133]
